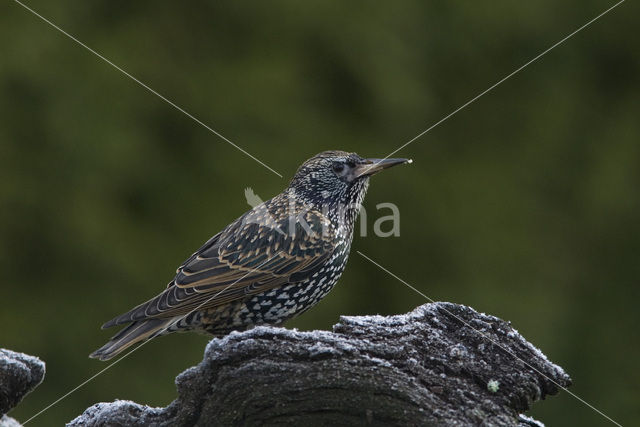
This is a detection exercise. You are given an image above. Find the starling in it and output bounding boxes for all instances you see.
[90,151,411,360]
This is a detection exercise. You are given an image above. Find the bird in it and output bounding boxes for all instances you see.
[90,151,411,360]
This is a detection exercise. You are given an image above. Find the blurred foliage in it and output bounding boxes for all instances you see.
[1,1,638,425]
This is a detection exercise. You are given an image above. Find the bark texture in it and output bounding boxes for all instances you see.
[69,302,570,426]
[0,349,45,426]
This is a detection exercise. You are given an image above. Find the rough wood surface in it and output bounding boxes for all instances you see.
[0,349,45,426]
[69,302,570,426]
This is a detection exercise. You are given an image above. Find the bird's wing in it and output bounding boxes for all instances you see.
[102,203,337,327]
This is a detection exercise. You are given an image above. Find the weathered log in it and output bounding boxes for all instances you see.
[69,302,570,426]
[0,349,45,426]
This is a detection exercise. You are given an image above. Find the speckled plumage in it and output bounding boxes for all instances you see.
[91,151,410,360]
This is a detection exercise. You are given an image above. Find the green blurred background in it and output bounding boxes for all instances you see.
[1,1,638,425]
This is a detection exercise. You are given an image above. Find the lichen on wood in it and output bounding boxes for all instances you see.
[69,302,571,426]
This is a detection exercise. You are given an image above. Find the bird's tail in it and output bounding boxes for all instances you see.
[89,318,174,361]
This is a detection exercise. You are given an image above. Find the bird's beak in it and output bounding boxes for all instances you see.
[354,158,413,178]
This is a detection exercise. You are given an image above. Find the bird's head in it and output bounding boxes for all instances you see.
[288,150,412,208]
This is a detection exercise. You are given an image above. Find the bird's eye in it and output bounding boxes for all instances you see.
[333,164,345,174]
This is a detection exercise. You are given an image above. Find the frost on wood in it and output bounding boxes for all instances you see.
[70,303,571,426]
[0,349,45,424]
